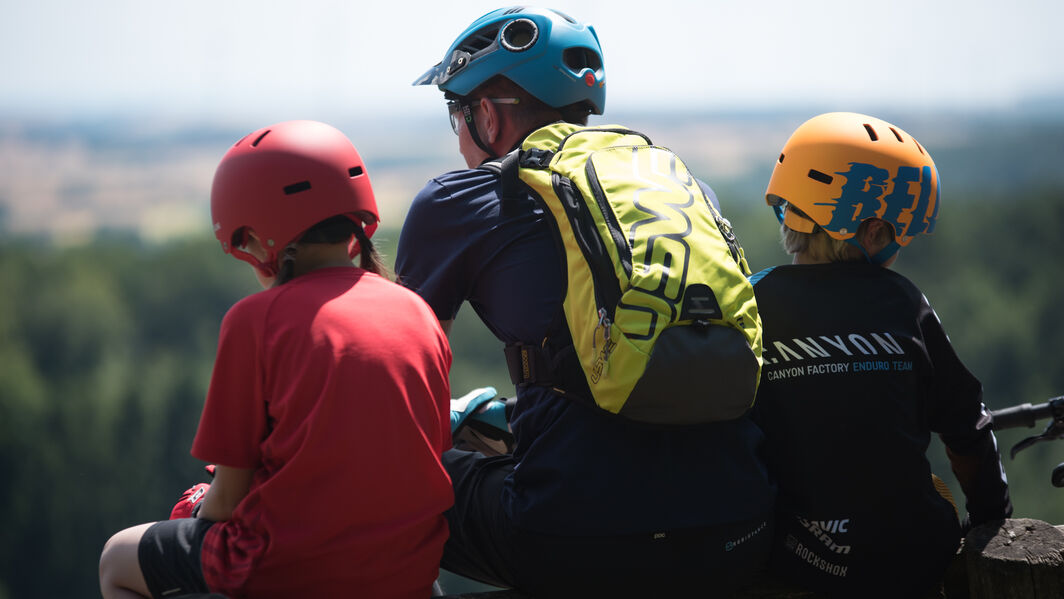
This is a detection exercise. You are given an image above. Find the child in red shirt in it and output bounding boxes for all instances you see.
[99,120,454,599]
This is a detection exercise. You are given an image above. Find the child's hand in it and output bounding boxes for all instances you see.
[169,483,210,519]
[168,464,216,519]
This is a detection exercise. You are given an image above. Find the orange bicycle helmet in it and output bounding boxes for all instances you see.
[765,112,939,262]
[210,120,379,275]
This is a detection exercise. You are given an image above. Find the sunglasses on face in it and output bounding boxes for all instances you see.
[446,97,521,135]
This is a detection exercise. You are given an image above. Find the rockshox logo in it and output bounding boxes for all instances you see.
[785,535,849,578]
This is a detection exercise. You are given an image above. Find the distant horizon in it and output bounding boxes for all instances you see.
[3,108,1062,244]
[3,93,1063,133]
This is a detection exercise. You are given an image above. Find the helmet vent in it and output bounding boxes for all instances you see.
[915,141,926,155]
[348,166,364,178]
[283,181,312,195]
[889,127,904,142]
[503,6,527,15]
[862,124,879,141]
[252,130,272,147]
[501,18,539,52]
[458,24,501,55]
[778,153,785,164]
[807,169,834,185]
[231,227,249,250]
[563,47,602,71]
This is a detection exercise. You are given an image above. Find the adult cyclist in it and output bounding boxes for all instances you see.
[397,7,774,597]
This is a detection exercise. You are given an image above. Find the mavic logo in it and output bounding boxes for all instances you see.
[818,162,938,240]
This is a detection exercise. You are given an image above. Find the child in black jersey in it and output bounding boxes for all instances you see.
[749,112,1012,598]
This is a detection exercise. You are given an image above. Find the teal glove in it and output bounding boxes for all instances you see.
[450,386,499,433]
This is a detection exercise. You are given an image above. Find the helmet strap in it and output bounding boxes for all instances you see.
[460,101,498,160]
[847,238,901,266]
[870,241,901,265]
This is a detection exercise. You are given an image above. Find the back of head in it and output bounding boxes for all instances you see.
[210,120,379,274]
[413,6,606,119]
[765,112,940,263]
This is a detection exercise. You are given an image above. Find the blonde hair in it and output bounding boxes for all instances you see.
[780,206,894,263]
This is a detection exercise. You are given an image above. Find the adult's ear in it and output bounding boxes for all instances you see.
[477,96,502,147]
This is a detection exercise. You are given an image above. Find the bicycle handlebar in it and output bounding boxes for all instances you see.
[985,395,1064,487]
[988,401,1058,430]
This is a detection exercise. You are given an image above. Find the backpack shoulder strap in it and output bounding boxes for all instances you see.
[481,150,533,216]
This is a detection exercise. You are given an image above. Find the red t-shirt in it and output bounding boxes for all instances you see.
[191,267,453,599]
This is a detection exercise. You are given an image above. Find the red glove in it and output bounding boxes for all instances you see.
[169,483,210,519]
[169,464,216,519]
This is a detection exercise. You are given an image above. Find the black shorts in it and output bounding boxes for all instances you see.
[441,449,773,597]
[138,518,215,598]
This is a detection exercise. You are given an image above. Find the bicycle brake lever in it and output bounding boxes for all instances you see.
[1010,420,1064,459]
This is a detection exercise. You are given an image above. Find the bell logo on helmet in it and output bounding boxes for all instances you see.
[823,162,937,242]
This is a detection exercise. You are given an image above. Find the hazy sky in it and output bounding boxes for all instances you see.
[2,0,1062,124]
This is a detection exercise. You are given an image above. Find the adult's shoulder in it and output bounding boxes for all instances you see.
[413,167,500,205]
[433,166,499,186]
[402,166,505,248]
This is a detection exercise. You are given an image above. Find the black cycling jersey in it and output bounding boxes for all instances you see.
[750,261,1011,597]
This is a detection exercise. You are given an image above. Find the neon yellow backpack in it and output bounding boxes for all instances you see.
[491,123,763,425]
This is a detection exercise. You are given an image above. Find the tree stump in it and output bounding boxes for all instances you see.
[963,518,1064,599]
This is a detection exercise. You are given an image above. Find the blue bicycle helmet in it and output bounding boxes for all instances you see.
[413,7,605,115]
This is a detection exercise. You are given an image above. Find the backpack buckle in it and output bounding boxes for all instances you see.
[521,148,554,169]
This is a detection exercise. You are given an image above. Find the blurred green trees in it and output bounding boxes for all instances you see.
[0,239,256,597]
[0,189,1061,597]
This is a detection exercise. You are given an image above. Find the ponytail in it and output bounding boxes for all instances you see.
[275,246,299,286]
[352,223,388,277]
[271,215,389,284]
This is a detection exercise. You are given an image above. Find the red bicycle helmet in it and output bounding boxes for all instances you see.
[210,120,379,274]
